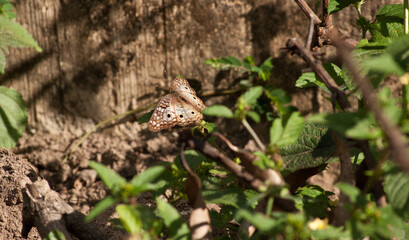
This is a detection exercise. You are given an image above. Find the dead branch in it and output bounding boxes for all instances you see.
[286,38,351,111]
[212,132,285,186]
[22,179,107,240]
[186,134,297,212]
[332,132,354,226]
[333,37,409,173]
[180,143,212,240]
[294,0,359,50]
[186,137,265,190]
[294,0,322,24]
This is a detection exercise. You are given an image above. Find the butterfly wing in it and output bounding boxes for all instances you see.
[171,77,206,111]
[174,97,203,127]
[148,94,178,132]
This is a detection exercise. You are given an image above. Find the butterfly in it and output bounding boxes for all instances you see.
[149,77,206,132]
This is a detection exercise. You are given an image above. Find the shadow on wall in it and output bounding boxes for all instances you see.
[246,3,307,91]
[2,0,175,123]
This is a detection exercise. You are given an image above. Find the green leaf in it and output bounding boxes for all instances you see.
[85,195,118,222]
[308,111,370,136]
[337,183,367,206]
[280,122,336,172]
[270,118,284,145]
[174,150,206,171]
[295,185,333,218]
[227,56,242,66]
[203,122,218,133]
[246,111,260,123]
[264,87,293,116]
[156,198,191,240]
[240,86,264,105]
[235,209,279,232]
[353,39,389,62]
[130,166,165,189]
[296,72,331,93]
[276,112,305,147]
[43,230,66,240]
[384,167,409,219]
[137,110,153,124]
[116,204,142,234]
[88,161,126,190]
[202,105,233,118]
[363,34,409,76]
[310,226,348,239]
[0,86,28,148]
[2,3,12,11]
[328,0,362,15]
[258,57,273,81]
[345,118,382,140]
[369,4,404,43]
[0,16,42,73]
[204,56,243,71]
[202,187,248,209]
[295,63,347,92]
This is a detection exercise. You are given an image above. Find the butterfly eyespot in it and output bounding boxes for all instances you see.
[167,114,171,117]
[191,111,194,114]
[180,115,183,118]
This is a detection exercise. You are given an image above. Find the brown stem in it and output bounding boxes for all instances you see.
[187,137,265,190]
[294,0,322,24]
[286,38,351,111]
[332,131,354,226]
[333,38,409,173]
[322,0,332,26]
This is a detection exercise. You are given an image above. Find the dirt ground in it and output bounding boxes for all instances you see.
[0,117,341,239]
[1,120,184,239]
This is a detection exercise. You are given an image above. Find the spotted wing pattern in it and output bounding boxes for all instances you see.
[148,94,203,132]
[171,76,206,111]
[148,94,177,132]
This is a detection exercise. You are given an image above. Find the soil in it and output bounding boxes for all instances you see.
[0,118,341,239]
[2,121,184,239]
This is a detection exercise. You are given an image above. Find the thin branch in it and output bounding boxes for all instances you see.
[201,88,242,98]
[322,0,332,26]
[211,132,285,186]
[187,137,265,190]
[242,119,266,152]
[332,131,354,226]
[63,104,155,161]
[334,37,409,173]
[294,0,322,24]
[305,16,315,49]
[286,38,351,111]
[405,0,409,34]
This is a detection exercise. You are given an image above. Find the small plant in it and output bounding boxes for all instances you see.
[0,0,41,148]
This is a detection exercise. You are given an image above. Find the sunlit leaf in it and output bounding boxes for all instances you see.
[202,105,233,118]
[85,195,118,222]
[156,198,191,240]
[0,86,27,148]
[89,161,126,190]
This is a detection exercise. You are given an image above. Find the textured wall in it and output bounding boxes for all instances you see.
[1,0,400,133]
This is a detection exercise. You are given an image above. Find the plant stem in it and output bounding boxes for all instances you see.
[405,0,409,34]
[63,104,155,161]
[403,0,409,124]
[242,118,266,152]
[402,84,408,124]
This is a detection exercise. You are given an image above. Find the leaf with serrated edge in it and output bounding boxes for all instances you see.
[280,122,336,172]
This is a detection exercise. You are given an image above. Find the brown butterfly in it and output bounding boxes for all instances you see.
[149,77,206,132]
